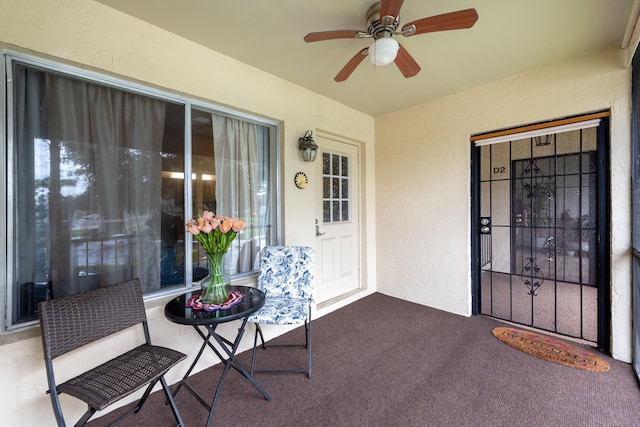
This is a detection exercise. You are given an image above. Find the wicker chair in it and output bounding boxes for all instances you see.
[248,246,315,378]
[38,278,186,427]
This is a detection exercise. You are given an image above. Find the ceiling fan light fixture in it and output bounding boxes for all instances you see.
[369,37,399,66]
[304,4,478,82]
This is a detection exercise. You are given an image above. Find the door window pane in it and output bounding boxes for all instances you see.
[322,151,351,223]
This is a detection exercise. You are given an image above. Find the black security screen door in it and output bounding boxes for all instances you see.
[472,115,610,351]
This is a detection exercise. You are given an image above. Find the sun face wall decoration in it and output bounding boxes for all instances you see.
[295,172,308,189]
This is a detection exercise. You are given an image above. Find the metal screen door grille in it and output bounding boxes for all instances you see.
[478,128,599,343]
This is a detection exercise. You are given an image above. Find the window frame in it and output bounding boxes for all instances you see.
[1,50,282,331]
[631,46,640,380]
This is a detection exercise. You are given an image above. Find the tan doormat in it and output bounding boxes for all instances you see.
[492,327,609,372]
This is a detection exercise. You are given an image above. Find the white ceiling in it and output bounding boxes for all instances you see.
[97,0,634,117]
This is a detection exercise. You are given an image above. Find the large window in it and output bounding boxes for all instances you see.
[3,53,279,329]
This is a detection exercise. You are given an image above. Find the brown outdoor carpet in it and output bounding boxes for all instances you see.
[88,292,640,427]
[492,326,610,372]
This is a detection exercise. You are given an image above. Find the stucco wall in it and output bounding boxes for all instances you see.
[375,46,631,361]
[0,0,375,425]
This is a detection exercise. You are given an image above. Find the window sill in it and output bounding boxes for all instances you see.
[0,325,40,346]
[1,274,258,347]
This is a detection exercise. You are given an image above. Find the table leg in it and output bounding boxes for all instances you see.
[203,318,271,427]
[205,318,271,400]
[172,330,211,398]
[174,318,271,427]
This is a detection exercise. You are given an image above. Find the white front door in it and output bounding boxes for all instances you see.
[314,133,361,303]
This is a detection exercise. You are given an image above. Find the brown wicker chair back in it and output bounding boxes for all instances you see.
[38,278,185,427]
[39,278,147,359]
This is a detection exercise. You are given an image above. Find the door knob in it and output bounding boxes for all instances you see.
[315,219,325,237]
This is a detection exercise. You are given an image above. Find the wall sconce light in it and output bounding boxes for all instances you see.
[298,130,319,162]
[534,134,553,146]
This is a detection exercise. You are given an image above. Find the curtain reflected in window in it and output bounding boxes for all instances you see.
[8,58,278,328]
[186,111,271,279]
[13,63,178,323]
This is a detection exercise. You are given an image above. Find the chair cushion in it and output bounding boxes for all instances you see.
[57,344,186,410]
[248,297,310,325]
[257,246,314,302]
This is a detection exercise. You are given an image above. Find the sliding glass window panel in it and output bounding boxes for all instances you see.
[10,62,188,324]
[190,109,275,278]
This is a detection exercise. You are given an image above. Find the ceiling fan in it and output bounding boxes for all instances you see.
[304,0,478,82]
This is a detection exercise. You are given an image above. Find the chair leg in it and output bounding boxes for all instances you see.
[76,406,97,427]
[251,311,313,378]
[45,363,71,427]
[133,381,156,413]
[159,376,185,427]
[251,324,265,375]
[257,324,266,349]
[306,315,312,379]
[106,382,155,426]
[105,378,183,427]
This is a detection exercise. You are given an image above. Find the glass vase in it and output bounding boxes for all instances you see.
[200,251,230,304]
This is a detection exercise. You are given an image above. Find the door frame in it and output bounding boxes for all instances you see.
[470,114,611,353]
[314,130,365,306]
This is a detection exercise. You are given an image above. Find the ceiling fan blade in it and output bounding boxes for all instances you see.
[394,44,421,78]
[304,30,366,43]
[334,48,369,82]
[379,0,404,25]
[402,8,478,36]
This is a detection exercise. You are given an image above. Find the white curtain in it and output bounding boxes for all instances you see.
[17,70,165,298]
[212,114,267,273]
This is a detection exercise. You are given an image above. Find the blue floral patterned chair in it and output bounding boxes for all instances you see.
[248,246,315,378]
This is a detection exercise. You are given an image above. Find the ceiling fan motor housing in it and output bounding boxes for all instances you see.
[366,1,399,40]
